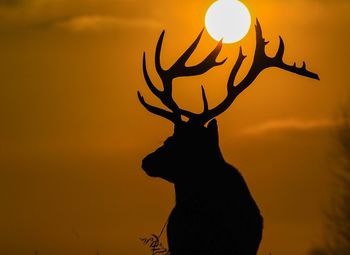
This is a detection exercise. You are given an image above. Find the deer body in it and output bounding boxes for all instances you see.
[168,164,263,255]
[142,122,263,254]
[170,165,263,255]
[138,20,318,255]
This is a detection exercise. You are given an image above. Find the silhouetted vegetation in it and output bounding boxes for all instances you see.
[140,234,170,255]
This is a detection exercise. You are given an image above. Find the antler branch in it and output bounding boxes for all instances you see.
[137,92,178,123]
[201,85,209,113]
[190,19,319,125]
[138,29,225,123]
[138,20,319,126]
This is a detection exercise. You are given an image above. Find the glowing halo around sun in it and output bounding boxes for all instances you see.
[205,0,251,44]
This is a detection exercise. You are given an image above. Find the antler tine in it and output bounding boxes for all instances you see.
[137,91,179,123]
[155,30,166,78]
[191,19,319,125]
[151,31,181,116]
[169,34,227,78]
[184,40,227,77]
[171,29,205,69]
[201,85,209,113]
[228,47,247,92]
[188,47,247,125]
[143,52,162,97]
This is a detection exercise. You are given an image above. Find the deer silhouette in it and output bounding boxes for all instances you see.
[138,20,319,255]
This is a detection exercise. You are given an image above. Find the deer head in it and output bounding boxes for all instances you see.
[142,119,222,183]
[138,20,319,183]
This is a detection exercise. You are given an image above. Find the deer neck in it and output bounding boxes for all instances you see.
[173,157,227,205]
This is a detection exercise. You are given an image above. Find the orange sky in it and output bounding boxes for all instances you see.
[0,0,349,254]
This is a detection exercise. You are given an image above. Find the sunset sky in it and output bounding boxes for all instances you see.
[0,0,349,254]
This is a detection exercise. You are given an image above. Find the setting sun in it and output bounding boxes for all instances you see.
[205,0,251,43]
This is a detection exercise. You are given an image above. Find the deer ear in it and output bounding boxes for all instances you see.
[207,119,219,143]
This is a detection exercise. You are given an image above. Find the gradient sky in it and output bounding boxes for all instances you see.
[0,0,349,254]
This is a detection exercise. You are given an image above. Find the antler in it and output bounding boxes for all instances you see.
[190,20,319,125]
[138,20,319,126]
[138,29,226,124]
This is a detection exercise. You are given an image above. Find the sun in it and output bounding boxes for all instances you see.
[205,0,251,44]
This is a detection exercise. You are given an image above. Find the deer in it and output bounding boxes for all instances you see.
[138,20,319,255]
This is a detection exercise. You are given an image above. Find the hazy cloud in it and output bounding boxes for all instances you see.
[0,0,158,31]
[241,119,341,136]
[54,15,161,31]
[0,0,347,32]
[0,0,22,6]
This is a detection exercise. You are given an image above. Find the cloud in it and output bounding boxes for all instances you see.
[0,0,22,6]
[54,15,162,32]
[241,119,341,136]
[0,0,160,31]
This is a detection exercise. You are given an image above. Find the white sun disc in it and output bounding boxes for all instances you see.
[205,0,251,44]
